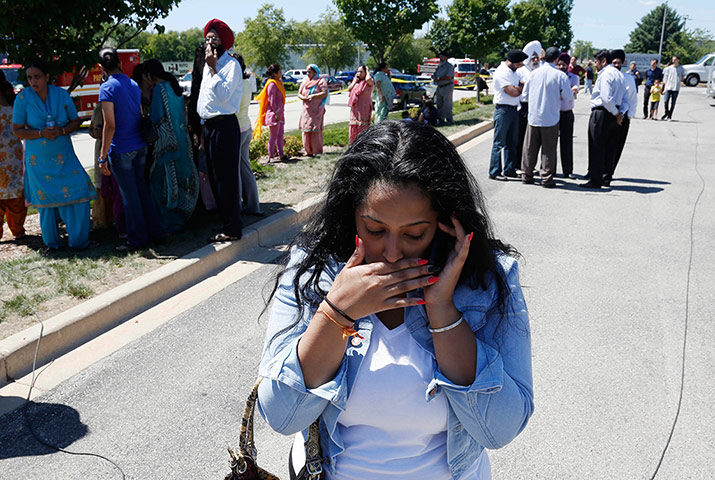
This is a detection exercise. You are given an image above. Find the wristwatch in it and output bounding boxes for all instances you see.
[98,155,109,164]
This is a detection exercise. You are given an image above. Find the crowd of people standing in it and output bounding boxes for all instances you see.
[0,19,691,253]
[488,39,683,190]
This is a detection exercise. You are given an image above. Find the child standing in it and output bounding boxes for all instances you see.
[650,79,662,120]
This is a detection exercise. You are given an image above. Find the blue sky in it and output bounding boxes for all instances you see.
[156,0,715,50]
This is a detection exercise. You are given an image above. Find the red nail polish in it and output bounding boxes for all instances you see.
[355,235,359,247]
[428,276,439,284]
[468,232,474,242]
[417,300,427,305]
[417,259,429,266]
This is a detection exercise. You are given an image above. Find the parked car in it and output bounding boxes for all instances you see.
[388,68,418,82]
[392,80,427,110]
[281,74,298,84]
[0,64,25,93]
[284,69,308,82]
[179,71,192,95]
[335,70,356,83]
[683,53,715,86]
[320,74,345,92]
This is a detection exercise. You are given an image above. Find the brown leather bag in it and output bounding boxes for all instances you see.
[224,379,324,480]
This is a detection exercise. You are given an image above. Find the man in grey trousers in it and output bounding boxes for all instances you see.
[521,47,570,188]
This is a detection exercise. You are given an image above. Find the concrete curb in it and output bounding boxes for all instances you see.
[0,119,493,388]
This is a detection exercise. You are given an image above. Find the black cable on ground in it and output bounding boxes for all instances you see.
[7,265,127,479]
[649,107,707,479]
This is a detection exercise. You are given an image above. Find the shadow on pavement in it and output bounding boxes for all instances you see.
[614,177,671,185]
[609,185,664,194]
[0,400,88,459]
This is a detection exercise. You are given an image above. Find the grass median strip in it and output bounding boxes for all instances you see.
[0,101,494,338]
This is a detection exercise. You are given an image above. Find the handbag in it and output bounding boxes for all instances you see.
[140,112,159,144]
[224,378,325,480]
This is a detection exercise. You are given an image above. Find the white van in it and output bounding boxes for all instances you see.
[284,69,309,82]
[683,53,715,86]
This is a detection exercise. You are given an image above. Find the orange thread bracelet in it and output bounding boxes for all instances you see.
[320,309,364,340]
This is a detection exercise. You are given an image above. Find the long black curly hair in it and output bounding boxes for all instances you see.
[267,120,518,342]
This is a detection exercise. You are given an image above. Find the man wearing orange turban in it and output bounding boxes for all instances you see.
[198,18,244,242]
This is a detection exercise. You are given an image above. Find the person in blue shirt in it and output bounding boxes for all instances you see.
[642,59,663,119]
[258,121,533,479]
[98,47,163,250]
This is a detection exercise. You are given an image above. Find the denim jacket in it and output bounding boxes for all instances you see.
[258,247,534,480]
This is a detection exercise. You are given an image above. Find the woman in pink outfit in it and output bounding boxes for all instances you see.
[348,65,374,144]
[297,64,328,156]
[254,64,287,161]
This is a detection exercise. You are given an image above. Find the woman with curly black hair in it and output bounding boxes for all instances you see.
[257,121,534,479]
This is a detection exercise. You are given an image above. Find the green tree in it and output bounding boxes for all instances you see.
[124,29,203,62]
[235,4,293,72]
[390,36,434,73]
[0,0,179,91]
[302,9,357,75]
[625,5,715,63]
[625,4,684,56]
[334,0,439,64]
[572,40,594,61]
[427,18,461,57]
[443,0,511,59]
[509,0,573,51]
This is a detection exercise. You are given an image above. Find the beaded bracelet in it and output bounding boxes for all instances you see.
[428,316,464,334]
[320,308,363,340]
[322,295,356,324]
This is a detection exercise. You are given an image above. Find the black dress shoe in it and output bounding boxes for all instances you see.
[209,232,242,243]
[579,181,601,189]
[503,171,519,178]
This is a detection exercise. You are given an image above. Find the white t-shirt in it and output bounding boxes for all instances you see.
[327,317,490,480]
[662,65,684,91]
[492,62,521,107]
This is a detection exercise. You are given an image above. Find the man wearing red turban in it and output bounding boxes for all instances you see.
[198,18,244,242]
[203,19,234,50]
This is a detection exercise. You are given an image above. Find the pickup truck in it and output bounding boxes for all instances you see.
[683,53,715,86]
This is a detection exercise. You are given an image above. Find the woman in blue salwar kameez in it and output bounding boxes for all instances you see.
[12,60,95,254]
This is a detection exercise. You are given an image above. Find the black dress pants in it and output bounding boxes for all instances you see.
[204,115,243,237]
[517,102,529,166]
[587,108,617,187]
[607,115,630,182]
[558,110,574,176]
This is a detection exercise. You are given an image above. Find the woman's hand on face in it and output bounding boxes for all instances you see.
[423,216,473,309]
[327,236,436,320]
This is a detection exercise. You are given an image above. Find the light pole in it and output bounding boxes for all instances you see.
[657,2,667,64]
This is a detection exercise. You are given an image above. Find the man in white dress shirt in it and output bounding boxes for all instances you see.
[581,49,629,189]
[488,49,528,181]
[516,40,542,167]
[198,18,244,241]
[521,47,570,188]
[607,49,637,186]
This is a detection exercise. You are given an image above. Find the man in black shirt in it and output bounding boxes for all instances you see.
[642,58,663,119]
